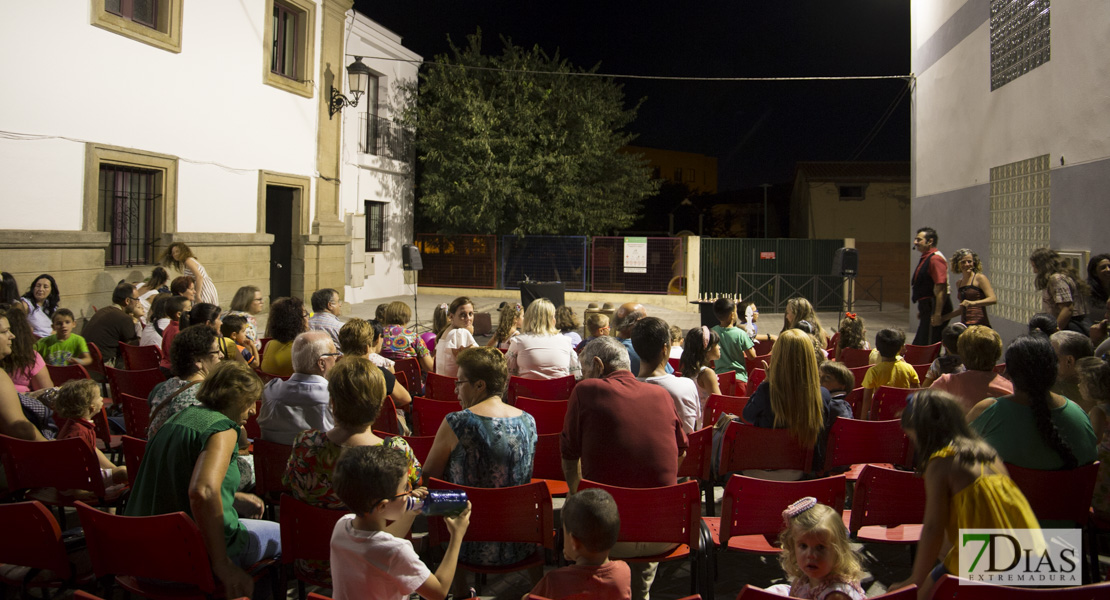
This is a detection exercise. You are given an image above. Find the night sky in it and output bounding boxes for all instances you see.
[355,0,911,191]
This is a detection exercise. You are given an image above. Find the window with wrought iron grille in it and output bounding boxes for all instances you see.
[365,201,385,253]
[99,165,162,267]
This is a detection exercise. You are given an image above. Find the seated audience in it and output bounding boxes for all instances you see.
[921,322,966,387]
[780,297,830,349]
[0,272,19,305]
[337,318,411,410]
[0,308,47,441]
[526,488,630,600]
[833,312,868,362]
[149,325,220,437]
[507,298,581,380]
[633,317,700,433]
[860,328,920,420]
[134,266,169,311]
[221,315,258,367]
[20,274,59,338]
[819,360,854,402]
[380,301,433,374]
[1080,356,1110,519]
[667,324,684,360]
[224,285,264,343]
[680,326,722,413]
[157,295,192,373]
[1028,312,1060,337]
[711,297,756,394]
[34,308,91,367]
[929,325,1012,413]
[436,297,479,377]
[170,275,196,302]
[557,305,583,348]
[81,282,141,367]
[487,303,522,350]
[140,293,173,348]
[330,445,469,600]
[575,312,609,353]
[307,288,344,346]
[257,331,340,445]
[184,302,242,363]
[127,361,276,599]
[968,334,1097,470]
[261,296,308,377]
[1,303,52,393]
[1050,330,1094,411]
[54,379,127,487]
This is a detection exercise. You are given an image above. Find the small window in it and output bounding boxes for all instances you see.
[838,185,866,201]
[673,168,683,183]
[91,0,182,53]
[271,2,299,79]
[105,0,157,28]
[99,165,162,266]
[365,201,385,253]
[262,0,316,98]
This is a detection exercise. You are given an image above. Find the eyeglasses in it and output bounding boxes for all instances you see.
[321,352,342,358]
[454,379,471,389]
[384,482,414,502]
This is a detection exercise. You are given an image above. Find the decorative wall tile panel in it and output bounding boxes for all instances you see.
[989,155,1050,323]
[990,0,1050,91]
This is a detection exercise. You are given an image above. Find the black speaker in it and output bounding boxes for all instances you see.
[402,244,423,271]
[832,247,858,276]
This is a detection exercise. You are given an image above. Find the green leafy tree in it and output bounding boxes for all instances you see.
[405,31,658,236]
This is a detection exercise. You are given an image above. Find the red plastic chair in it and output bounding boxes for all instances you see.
[253,439,293,507]
[578,479,707,596]
[118,392,151,438]
[903,342,942,365]
[257,337,274,357]
[424,371,459,401]
[121,435,146,489]
[245,400,262,439]
[870,386,924,421]
[747,368,766,390]
[118,343,162,371]
[668,357,682,375]
[1006,461,1100,580]
[86,342,106,378]
[506,375,577,404]
[993,362,1007,375]
[717,370,743,397]
[394,358,424,396]
[75,501,276,599]
[826,332,839,354]
[91,406,123,459]
[44,363,92,386]
[0,434,119,515]
[393,369,410,393]
[677,427,716,516]
[838,346,871,367]
[530,432,569,497]
[928,573,1110,598]
[913,362,930,383]
[104,366,166,400]
[411,396,457,437]
[402,434,435,465]
[745,354,771,377]
[823,418,912,481]
[0,500,95,596]
[426,479,554,593]
[752,338,774,357]
[703,394,749,429]
[717,421,815,477]
[704,474,846,555]
[848,464,926,547]
[279,494,348,599]
[849,365,871,388]
[371,395,402,435]
[515,397,569,435]
[844,387,865,419]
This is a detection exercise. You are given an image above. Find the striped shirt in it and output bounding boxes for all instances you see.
[185,262,219,307]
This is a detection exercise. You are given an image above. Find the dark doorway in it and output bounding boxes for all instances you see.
[265,186,295,301]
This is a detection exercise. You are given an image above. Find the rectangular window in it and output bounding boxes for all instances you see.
[673,168,683,183]
[99,165,161,266]
[92,0,182,53]
[271,2,299,79]
[105,0,157,28]
[365,201,385,252]
[838,185,866,200]
[262,0,315,97]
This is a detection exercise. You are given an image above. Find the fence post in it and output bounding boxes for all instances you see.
[685,236,700,307]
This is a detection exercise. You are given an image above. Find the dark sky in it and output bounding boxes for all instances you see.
[355,0,911,191]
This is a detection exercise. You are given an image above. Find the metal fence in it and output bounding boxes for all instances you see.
[500,236,588,291]
[733,272,845,312]
[591,237,684,294]
[359,114,414,162]
[701,238,846,311]
[414,234,498,289]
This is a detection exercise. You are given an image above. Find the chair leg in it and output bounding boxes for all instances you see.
[702,480,715,517]
[1086,525,1102,583]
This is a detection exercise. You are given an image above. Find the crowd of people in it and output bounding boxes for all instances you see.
[1,233,1109,600]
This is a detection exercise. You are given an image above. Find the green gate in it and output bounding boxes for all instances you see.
[699,239,846,311]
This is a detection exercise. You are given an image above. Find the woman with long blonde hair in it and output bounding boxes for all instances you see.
[779,297,829,348]
[506,298,581,380]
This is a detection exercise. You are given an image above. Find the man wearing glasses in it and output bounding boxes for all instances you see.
[81,282,141,367]
[257,331,342,444]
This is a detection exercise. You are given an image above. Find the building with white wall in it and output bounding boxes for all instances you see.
[911,0,1110,340]
[339,13,421,303]
[0,0,386,318]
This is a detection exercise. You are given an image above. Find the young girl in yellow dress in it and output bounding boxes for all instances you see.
[891,389,1040,598]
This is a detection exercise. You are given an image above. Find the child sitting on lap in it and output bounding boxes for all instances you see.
[330,445,470,600]
[526,488,631,600]
[766,497,866,599]
[860,328,920,420]
[54,379,127,488]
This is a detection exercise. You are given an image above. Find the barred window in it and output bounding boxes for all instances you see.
[99,165,161,266]
[365,201,385,253]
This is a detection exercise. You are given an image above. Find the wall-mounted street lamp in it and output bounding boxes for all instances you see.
[328,57,372,119]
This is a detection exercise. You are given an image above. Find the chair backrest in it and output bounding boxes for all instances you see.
[823,418,912,473]
[747,368,766,390]
[473,312,492,336]
[928,574,1110,599]
[412,396,459,437]
[1005,462,1099,525]
[848,464,927,534]
[424,371,459,402]
[118,343,162,371]
[530,432,564,481]
[75,501,216,592]
[121,435,146,489]
[253,439,294,498]
[104,366,166,400]
[515,397,569,435]
[402,434,435,465]
[903,342,942,365]
[118,392,151,438]
[86,342,106,376]
[719,474,846,542]
[393,369,410,392]
[844,387,865,419]
[45,363,92,386]
[703,394,749,429]
[849,365,871,388]
[578,479,701,548]
[0,500,72,577]
[745,354,771,376]
[92,406,115,449]
[717,370,738,396]
[676,426,713,482]
[870,386,923,421]
[426,479,554,548]
[839,347,872,368]
[719,421,814,475]
[258,337,274,357]
[752,338,774,357]
[394,358,423,396]
[667,357,681,375]
[912,363,930,383]
[245,400,262,439]
[279,494,348,564]
[506,375,577,404]
[0,434,106,497]
[371,395,401,435]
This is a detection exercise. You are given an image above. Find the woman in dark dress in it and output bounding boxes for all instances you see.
[941,248,996,327]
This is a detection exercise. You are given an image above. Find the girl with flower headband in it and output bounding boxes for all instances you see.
[833,312,869,362]
[435,297,478,378]
[680,326,721,413]
[767,496,866,599]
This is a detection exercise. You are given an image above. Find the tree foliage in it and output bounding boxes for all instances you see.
[405,31,658,236]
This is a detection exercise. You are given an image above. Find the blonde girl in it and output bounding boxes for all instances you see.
[487,303,522,350]
[435,297,478,377]
[159,242,218,306]
[781,297,829,348]
[680,326,722,411]
[769,497,865,600]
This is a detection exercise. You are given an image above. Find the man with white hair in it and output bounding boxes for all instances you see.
[561,336,687,600]
[257,331,340,444]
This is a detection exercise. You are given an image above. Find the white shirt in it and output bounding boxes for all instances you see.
[140,318,170,348]
[435,327,478,377]
[640,374,701,434]
[507,333,582,380]
[257,373,334,445]
[330,515,430,600]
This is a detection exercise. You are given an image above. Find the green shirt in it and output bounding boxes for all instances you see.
[971,395,1098,471]
[34,334,89,366]
[125,405,247,558]
[712,325,754,380]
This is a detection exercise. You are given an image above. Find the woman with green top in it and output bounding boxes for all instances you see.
[126,361,277,599]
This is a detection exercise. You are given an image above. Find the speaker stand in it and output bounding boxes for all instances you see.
[410,270,421,333]
[838,274,856,325]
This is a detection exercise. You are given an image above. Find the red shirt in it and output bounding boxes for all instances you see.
[914,247,948,285]
[159,320,181,370]
[530,560,632,600]
[561,370,688,489]
[58,418,97,452]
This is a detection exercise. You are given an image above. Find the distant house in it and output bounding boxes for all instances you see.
[623,146,719,194]
[790,162,911,307]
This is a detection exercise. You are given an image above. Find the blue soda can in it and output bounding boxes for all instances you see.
[406,489,468,516]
